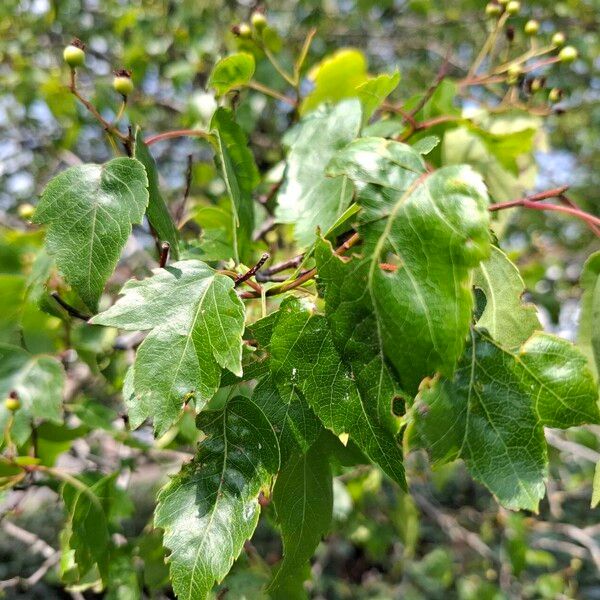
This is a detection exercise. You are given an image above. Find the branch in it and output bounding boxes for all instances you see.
[489,188,600,235]
[68,69,129,145]
[240,233,360,299]
[407,52,450,118]
[50,292,91,321]
[175,154,193,226]
[144,129,210,146]
[158,242,170,268]
[234,253,270,287]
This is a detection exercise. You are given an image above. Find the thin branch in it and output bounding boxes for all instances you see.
[158,242,170,268]
[144,128,210,146]
[256,254,305,280]
[545,430,600,463]
[175,154,193,226]
[246,81,297,106]
[68,69,129,144]
[50,292,91,321]
[240,233,360,299]
[407,52,450,118]
[253,216,276,242]
[235,253,270,287]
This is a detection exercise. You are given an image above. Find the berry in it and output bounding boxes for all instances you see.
[552,32,566,47]
[17,203,35,220]
[505,1,520,15]
[5,394,20,412]
[485,2,501,17]
[548,88,562,103]
[524,20,539,36]
[112,69,134,96]
[506,64,522,85]
[63,38,85,68]
[251,11,267,32]
[530,78,542,92]
[234,23,252,39]
[559,46,578,63]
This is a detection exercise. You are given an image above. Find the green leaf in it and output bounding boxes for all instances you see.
[414,329,599,511]
[208,52,255,96]
[356,71,400,123]
[210,108,259,262]
[579,251,600,378]
[33,158,149,311]
[474,246,540,349]
[275,99,362,247]
[90,260,245,436]
[251,377,321,463]
[0,344,64,447]
[269,438,333,598]
[133,128,179,259]
[61,473,115,584]
[592,461,600,508]
[154,396,280,600]
[300,49,369,115]
[326,138,491,390]
[270,297,406,487]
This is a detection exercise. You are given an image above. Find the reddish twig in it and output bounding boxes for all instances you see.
[158,242,170,268]
[235,253,270,287]
[489,186,600,235]
[240,233,360,299]
[144,129,209,146]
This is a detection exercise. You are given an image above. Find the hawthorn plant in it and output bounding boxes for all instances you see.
[1,5,600,598]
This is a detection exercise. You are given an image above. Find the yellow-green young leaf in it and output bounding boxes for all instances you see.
[269,437,333,599]
[357,71,400,123]
[0,344,64,447]
[579,251,600,378]
[474,246,540,349]
[414,329,599,511]
[300,49,369,115]
[275,99,362,247]
[154,396,280,600]
[133,128,179,259]
[208,52,255,96]
[269,298,406,487]
[33,158,149,311]
[326,138,491,391]
[60,474,116,585]
[592,461,600,508]
[210,108,259,262]
[90,260,245,436]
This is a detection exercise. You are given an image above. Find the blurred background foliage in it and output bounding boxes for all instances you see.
[1,0,599,598]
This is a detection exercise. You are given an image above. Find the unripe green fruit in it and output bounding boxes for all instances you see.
[524,20,539,36]
[548,88,562,103]
[5,397,20,412]
[485,3,501,17]
[63,44,85,68]
[506,64,522,85]
[113,74,134,96]
[530,78,542,92]
[238,23,252,39]
[251,11,267,32]
[559,46,578,63]
[552,32,566,47]
[505,1,520,15]
[18,203,35,220]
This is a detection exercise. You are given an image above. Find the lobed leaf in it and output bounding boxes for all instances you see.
[414,329,599,511]
[91,260,245,435]
[275,99,362,247]
[155,396,279,600]
[0,344,64,447]
[33,158,149,311]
